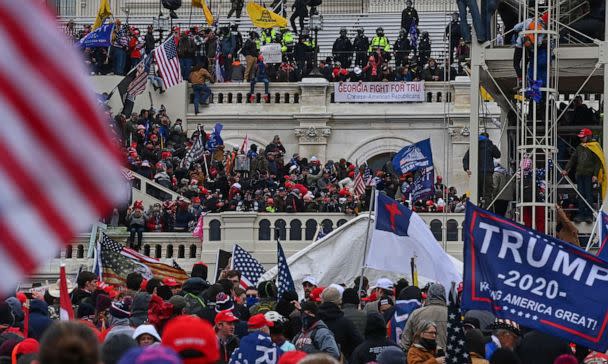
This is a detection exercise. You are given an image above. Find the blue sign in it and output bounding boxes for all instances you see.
[376,192,412,236]
[392,139,433,176]
[463,202,608,352]
[79,23,115,48]
[206,122,224,151]
[411,167,435,202]
[598,211,608,261]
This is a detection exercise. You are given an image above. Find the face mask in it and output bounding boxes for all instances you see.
[246,296,259,308]
[301,315,315,329]
[420,337,437,351]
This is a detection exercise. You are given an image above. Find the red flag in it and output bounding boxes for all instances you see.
[239,134,249,154]
[0,3,128,293]
[59,265,74,320]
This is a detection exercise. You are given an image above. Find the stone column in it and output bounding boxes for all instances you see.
[451,76,472,112]
[296,78,332,160]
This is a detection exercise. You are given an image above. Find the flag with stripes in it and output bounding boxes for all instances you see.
[155,37,182,88]
[0,2,128,293]
[277,242,295,300]
[180,129,206,169]
[363,165,375,186]
[239,134,249,154]
[172,259,184,271]
[121,168,134,181]
[98,234,188,286]
[232,244,266,289]
[127,56,150,97]
[446,290,471,364]
[353,169,366,197]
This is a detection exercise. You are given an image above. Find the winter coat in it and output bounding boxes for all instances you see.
[130,292,151,327]
[401,296,448,351]
[462,137,501,174]
[422,66,444,81]
[28,299,52,341]
[242,38,259,58]
[293,320,341,359]
[218,335,240,364]
[318,302,364,359]
[493,169,515,201]
[350,313,399,364]
[407,344,437,364]
[353,35,369,52]
[565,142,602,177]
[401,7,419,31]
[127,209,147,226]
[341,303,367,338]
[516,330,572,364]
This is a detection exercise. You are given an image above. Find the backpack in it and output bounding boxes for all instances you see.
[184,292,207,317]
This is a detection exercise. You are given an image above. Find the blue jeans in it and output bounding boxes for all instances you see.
[180,58,193,80]
[456,0,485,42]
[193,83,211,113]
[482,0,500,42]
[250,77,269,95]
[576,175,594,219]
[128,224,144,248]
[112,46,127,75]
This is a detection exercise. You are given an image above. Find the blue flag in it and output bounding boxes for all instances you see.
[463,202,608,352]
[229,331,282,364]
[79,23,115,48]
[411,167,435,202]
[277,242,295,300]
[598,212,608,261]
[388,299,421,342]
[206,122,224,151]
[392,139,433,176]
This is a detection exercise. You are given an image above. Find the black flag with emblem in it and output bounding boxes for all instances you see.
[445,285,471,364]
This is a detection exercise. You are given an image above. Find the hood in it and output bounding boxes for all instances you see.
[28,299,49,316]
[131,292,151,315]
[427,284,447,306]
[182,277,210,295]
[365,312,388,338]
[4,298,24,322]
[317,302,343,321]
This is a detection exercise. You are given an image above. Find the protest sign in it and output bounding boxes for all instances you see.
[334,81,425,103]
[260,44,282,64]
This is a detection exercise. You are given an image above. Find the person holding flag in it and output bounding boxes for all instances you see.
[462,132,501,208]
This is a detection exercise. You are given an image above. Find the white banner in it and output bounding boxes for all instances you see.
[260,44,282,64]
[334,81,426,103]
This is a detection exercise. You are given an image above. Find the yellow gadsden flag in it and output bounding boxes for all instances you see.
[192,0,214,25]
[93,0,112,30]
[246,1,287,29]
[584,141,608,198]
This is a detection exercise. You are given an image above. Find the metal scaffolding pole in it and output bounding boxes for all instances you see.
[468,0,482,206]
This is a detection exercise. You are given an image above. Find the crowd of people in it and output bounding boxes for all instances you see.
[1,268,605,364]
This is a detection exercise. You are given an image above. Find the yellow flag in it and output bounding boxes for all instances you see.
[93,0,112,30]
[584,141,607,198]
[192,0,214,25]
[246,1,288,29]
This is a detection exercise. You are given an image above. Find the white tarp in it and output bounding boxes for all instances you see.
[333,82,426,103]
[259,214,463,299]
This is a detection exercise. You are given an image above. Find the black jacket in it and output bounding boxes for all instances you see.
[463,137,501,173]
[332,37,353,57]
[516,330,572,364]
[350,312,398,364]
[401,7,419,31]
[218,335,240,364]
[242,38,259,57]
[353,35,369,52]
[318,302,364,360]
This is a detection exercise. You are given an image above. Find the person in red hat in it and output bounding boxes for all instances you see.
[214,310,240,364]
[562,128,604,223]
[162,315,220,364]
[229,314,282,363]
[162,278,182,295]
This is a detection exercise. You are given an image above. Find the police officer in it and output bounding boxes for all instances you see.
[353,27,369,67]
[294,34,313,79]
[332,27,353,68]
[418,31,432,68]
[227,0,244,18]
[369,27,391,61]
[261,28,278,45]
[231,23,243,56]
[401,0,419,33]
[280,27,296,63]
[242,31,260,81]
[444,12,462,64]
[393,28,411,68]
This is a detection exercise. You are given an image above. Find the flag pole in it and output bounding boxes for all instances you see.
[357,186,376,296]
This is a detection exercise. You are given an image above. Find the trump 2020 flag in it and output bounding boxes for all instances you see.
[277,242,295,300]
[206,122,224,152]
[79,22,114,48]
[365,193,461,291]
[392,138,433,175]
[598,211,608,261]
[463,202,608,352]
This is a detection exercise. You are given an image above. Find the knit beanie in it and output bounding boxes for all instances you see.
[377,346,406,364]
[101,334,137,364]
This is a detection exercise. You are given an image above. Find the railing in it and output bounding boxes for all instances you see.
[131,170,190,205]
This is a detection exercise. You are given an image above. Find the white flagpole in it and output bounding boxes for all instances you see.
[357,186,376,296]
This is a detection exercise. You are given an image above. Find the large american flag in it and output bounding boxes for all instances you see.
[0,2,128,293]
[353,169,366,197]
[96,234,188,286]
[276,242,295,299]
[155,37,182,88]
[445,293,471,364]
[232,244,266,289]
[127,55,150,96]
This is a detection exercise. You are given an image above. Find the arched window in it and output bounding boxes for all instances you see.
[321,219,334,234]
[209,220,221,241]
[430,219,442,241]
[144,245,151,257]
[166,245,174,258]
[275,219,287,241]
[190,245,197,259]
[447,219,459,241]
[76,245,84,259]
[178,245,185,259]
[337,219,348,227]
[305,219,317,240]
[155,244,162,259]
[290,220,302,241]
[259,219,271,241]
[65,245,73,259]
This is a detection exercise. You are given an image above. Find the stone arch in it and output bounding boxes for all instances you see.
[347,135,415,164]
[222,135,269,151]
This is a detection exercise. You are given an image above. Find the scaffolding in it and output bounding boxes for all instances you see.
[468,0,608,238]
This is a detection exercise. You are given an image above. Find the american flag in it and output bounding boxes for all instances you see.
[0,2,128,293]
[127,55,150,96]
[276,242,295,299]
[121,168,135,181]
[180,128,206,169]
[172,259,184,271]
[353,169,366,197]
[363,165,375,186]
[445,291,471,364]
[232,244,266,289]
[97,234,188,286]
[155,37,182,88]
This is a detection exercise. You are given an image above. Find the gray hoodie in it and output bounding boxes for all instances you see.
[400,283,448,351]
[293,320,341,359]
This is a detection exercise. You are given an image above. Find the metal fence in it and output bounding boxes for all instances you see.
[50,0,456,19]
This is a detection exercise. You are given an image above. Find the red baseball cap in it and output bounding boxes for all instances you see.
[247,314,274,329]
[278,351,307,364]
[163,277,181,287]
[578,128,593,138]
[309,287,325,303]
[215,309,239,325]
[162,316,219,364]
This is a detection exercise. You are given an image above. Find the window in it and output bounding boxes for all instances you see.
[290,220,302,241]
[166,245,174,258]
[305,219,318,240]
[178,245,185,259]
[65,245,73,259]
[209,220,221,241]
[155,244,162,259]
[447,219,459,241]
[337,219,348,227]
[321,219,334,234]
[430,220,442,241]
[275,219,287,241]
[189,245,197,259]
[259,219,271,241]
[76,245,84,259]
[144,245,151,257]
